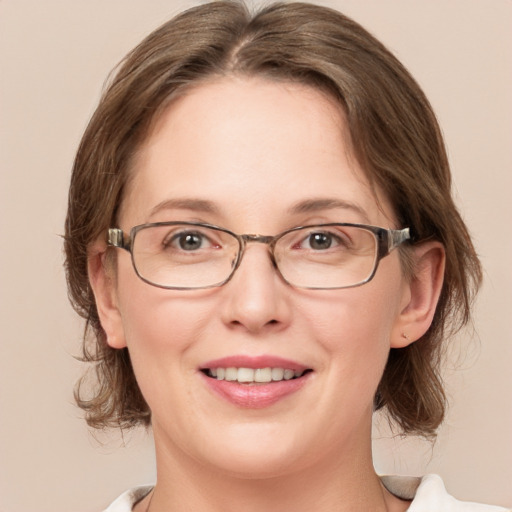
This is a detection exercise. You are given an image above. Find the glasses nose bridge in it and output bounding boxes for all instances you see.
[236,233,279,268]
[239,233,278,254]
[240,233,275,245]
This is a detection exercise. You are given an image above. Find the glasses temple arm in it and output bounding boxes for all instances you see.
[388,227,411,251]
[108,228,128,249]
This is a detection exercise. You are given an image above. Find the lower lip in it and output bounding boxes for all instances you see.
[200,372,311,409]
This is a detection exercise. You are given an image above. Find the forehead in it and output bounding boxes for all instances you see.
[121,77,395,229]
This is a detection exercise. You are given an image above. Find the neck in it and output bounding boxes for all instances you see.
[145,423,404,512]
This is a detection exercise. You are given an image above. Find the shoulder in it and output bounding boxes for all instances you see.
[102,486,153,512]
[381,474,510,512]
[103,478,510,512]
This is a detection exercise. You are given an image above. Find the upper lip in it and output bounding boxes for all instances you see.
[200,355,310,372]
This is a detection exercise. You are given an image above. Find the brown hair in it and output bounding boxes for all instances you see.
[65,1,482,436]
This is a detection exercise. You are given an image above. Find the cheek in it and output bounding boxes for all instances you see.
[114,273,215,388]
[299,262,404,388]
[301,285,400,352]
[120,296,212,356]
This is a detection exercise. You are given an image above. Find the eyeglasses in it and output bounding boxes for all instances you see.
[107,222,410,290]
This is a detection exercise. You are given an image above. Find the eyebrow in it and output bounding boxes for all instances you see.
[149,198,220,218]
[148,196,370,223]
[288,198,371,224]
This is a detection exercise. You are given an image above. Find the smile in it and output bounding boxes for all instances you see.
[199,356,313,408]
[203,367,310,383]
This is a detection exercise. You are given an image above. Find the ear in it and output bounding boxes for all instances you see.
[391,241,445,348]
[87,243,127,349]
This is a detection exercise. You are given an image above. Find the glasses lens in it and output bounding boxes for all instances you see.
[132,224,240,289]
[275,225,378,289]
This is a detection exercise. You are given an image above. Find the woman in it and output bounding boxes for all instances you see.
[64,1,509,510]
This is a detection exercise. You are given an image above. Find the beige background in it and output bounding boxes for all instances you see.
[1,1,511,510]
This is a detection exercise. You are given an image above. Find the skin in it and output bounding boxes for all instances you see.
[89,77,445,511]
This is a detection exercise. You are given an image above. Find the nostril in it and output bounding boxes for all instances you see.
[229,318,278,327]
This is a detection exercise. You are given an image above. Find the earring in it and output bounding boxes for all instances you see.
[401,332,410,341]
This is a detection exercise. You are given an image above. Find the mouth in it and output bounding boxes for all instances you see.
[201,367,313,384]
[199,356,314,408]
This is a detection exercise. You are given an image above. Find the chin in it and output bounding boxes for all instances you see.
[204,450,306,481]
[192,421,323,479]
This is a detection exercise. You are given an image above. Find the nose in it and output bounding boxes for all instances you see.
[219,244,292,334]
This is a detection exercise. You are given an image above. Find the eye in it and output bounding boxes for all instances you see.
[307,232,336,250]
[164,230,214,251]
[296,230,349,251]
[288,227,356,252]
[178,232,204,250]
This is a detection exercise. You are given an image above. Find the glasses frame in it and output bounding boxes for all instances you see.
[107,221,410,291]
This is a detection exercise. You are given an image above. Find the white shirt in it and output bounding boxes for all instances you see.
[103,475,510,511]
[382,475,510,511]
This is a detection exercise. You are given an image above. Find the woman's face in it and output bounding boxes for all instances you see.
[103,77,411,477]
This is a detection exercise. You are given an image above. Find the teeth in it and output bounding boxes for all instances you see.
[271,368,284,381]
[225,367,238,381]
[237,368,254,383]
[284,369,295,380]
[208,367,306,383]
[254,368,272,383]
